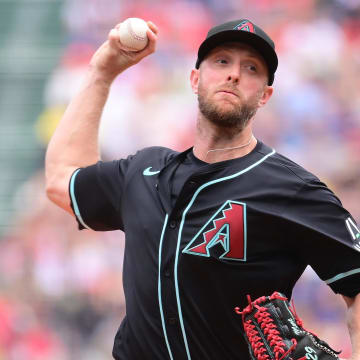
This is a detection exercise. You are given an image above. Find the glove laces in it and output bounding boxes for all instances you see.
[235,293,301,360]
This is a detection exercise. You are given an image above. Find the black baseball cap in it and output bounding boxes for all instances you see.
[195,19,278,85]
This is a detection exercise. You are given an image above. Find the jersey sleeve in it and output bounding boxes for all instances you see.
[285,179,360,297]
[69,156,134,231]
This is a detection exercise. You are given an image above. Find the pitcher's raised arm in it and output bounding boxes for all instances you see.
[45,20,158,215]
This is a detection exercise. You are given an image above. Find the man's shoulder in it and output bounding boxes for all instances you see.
[257,142,320,185]
[257,142,343,206]
[139,146,177,156]
[129,146,178,163]
[272,152,319,183]
[120,146,179,175]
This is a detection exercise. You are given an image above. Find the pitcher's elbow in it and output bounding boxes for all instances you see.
[45,181,59,203]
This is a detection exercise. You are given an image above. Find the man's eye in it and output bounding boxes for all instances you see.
[216,59,228,64]
[248,65,257,72]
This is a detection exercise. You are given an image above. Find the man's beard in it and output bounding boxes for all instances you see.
[197,85,260,131]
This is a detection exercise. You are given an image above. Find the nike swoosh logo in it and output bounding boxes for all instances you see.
[143,167,160,176]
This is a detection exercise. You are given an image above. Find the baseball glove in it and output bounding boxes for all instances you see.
[235,291,341,360]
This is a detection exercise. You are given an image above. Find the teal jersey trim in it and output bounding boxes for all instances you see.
[325,268,360,284]
[69,169,92,230]
[174,149,276,360]
[157,214,174,360]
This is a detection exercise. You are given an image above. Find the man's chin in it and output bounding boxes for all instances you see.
[198,95,255,130]
[211,100,236,112]
[213,108,240,121]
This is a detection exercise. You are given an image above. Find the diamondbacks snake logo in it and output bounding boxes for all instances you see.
[183,200,247,261]
[234,21,255,34]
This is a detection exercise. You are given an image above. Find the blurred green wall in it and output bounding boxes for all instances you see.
[0,0,65,236]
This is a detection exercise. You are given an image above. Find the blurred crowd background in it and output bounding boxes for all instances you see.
[0,0,360,358]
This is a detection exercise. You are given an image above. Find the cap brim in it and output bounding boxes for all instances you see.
[196,30,278,85]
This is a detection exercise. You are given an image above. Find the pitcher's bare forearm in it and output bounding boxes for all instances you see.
[47,69,112,168]
[45,69,114,214]
[45,21,158,214]
[342,294,360,360]
[44,69,114,213]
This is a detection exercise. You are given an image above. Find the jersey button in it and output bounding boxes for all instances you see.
[188,181,197,186]
[169,220,177,229]
[168,317,178,325]
[164,270,171,278]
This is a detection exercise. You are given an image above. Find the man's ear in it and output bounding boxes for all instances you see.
[258,86,274,107]
[190,69,200,94]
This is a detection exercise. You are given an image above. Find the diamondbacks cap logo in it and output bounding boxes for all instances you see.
[345,217,360,252]
[234,21,255,34]
[183,200,247,261]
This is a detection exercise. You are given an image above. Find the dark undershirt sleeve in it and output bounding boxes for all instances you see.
[69,156,134,231]
[285,179,360,297]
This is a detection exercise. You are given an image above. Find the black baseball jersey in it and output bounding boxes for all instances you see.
[69,140,360,360]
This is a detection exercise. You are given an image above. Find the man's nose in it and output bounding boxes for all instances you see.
[226,66,241,83]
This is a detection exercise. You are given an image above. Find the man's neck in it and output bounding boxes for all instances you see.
[193,115,257,163]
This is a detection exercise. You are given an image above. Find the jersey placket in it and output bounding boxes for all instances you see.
[156,156,198,359]
[157,165,228,359]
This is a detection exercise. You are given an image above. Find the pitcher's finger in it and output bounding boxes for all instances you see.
[147,21,159,35]
[146,27,158,43]
[108,28,121,48]
[145,30,158,54]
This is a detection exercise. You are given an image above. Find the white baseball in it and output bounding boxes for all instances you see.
[118,18,149,51]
